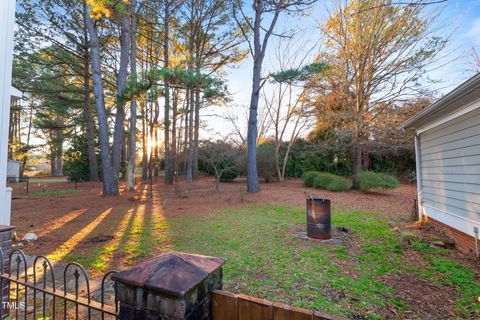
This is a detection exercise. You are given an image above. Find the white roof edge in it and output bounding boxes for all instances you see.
[10,86,23,99]
[401,72,480,129]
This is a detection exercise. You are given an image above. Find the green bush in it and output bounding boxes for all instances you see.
[312,172,335,189]
[325,176,352,191]
[312,172,351,191]
[282,138,416,179]
[302,171,351,191]
[63,134,100,182]
[301,171,319,187]
[359,171,399,191]
[64,150,91,182]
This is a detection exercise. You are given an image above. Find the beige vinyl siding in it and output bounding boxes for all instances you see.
[419,106,480,223]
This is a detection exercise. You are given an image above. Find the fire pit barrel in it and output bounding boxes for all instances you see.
[306,198,331,240]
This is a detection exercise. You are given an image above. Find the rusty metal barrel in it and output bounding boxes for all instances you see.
[306,198,331,239]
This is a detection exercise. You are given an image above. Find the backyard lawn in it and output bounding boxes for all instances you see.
[173,206,480,319]
[10,178,480,319]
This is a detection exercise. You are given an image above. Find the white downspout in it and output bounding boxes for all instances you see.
[0,0,16,225]
[414,134,423,221]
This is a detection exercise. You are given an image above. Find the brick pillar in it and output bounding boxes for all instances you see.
[0,226,14,319]
[112,251,225,320]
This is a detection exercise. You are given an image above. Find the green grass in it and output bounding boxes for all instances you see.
[168,205,480,319]
[64,204,479,318]
[32,189,82,196]
[169,206,398,317]
[29,178,68,183]
[426,257,480,316]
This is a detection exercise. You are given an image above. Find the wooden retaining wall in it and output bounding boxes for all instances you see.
[212,290,348,320]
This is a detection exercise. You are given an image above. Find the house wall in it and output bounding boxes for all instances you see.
[417,98,480,254]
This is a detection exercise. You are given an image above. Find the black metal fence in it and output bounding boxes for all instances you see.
[6,176,30,194]
[0,248,119,319]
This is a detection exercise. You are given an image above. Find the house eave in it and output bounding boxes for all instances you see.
[10,86,23,101]
[401,73,480,130]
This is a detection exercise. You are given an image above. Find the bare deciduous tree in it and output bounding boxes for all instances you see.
[263,39,318,181]
[225,104,272,147]
[198,140,240,192]
[232,0,317,193]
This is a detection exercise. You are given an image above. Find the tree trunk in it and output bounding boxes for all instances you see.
[352,110,363,190]
[186,88,194,182]
[82,5,99,182]
[84,8,118,195]
[50,140,56,177]
[352,139,362,190]
[148,100,155,181]
[112,14,131,179]
[148,100,154,179]
[246,57,262,192]
[193,88,200,180]
[54,128,63,177]
[246,2,275,193]
[172,89,178,178]
[362,146,369,171]
[153,99,160,177]
[82,39,99,182]
[274,143,282,182]
[183,98,189,174]
[163,1,173,184]
[121,134,127,179]
[126,0,138,191]
[141,102,148,181]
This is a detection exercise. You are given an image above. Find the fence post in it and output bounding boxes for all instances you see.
[112,251,225,320]
[0,226,14,319]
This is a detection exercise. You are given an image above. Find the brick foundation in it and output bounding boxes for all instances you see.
[429,218,478,255]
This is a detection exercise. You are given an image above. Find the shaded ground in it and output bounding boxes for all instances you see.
[9,177,480,319]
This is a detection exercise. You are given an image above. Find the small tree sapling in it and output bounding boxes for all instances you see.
[199,141,240,192]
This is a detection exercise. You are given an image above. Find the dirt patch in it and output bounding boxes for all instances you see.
[85,235,115,243]
[380,273,459,320]
[293,227,349,244]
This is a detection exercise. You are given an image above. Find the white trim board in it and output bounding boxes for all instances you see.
[423,204,480,238]
[0,0,16,225]
[417,98,480,134]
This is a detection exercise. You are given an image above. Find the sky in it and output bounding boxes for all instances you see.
[202,0,480,140]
